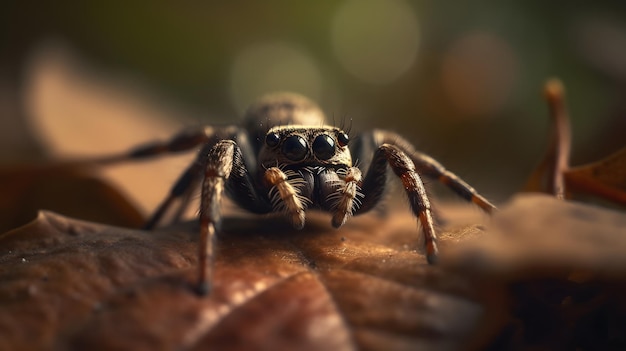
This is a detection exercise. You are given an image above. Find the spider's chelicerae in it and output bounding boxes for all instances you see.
[109,92,496,294]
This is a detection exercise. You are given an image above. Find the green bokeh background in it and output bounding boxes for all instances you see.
[2,0,625,202]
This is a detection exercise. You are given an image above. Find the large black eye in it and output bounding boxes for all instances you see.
[281,135,308,161]
[337,132,349,147]
[265,132,280,147]
[313,134,335,160]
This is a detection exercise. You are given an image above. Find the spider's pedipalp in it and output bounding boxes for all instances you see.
[264,167,307,229]
[330,167,363,228]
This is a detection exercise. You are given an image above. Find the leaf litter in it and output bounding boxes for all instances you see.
[0,203,494,351]
[1,54,625,350]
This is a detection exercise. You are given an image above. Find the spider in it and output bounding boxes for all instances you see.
[104,92,496,295]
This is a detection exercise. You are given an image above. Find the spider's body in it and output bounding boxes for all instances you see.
[118,93,496,294]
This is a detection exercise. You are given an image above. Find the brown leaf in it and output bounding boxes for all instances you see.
[0,207,497,351]
[444,194,626,349]
[526,78,626,206]
[445,194,626,277]
[564,146,626,205]
[0,163,144,233]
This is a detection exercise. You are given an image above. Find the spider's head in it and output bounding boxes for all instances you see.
[259,125,352,169]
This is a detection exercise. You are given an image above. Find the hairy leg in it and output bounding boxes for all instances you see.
[196,140,272,294]
[366,130,496,213]
[356,143,439,263]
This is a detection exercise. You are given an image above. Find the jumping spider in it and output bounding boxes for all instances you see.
[108,92,496,294]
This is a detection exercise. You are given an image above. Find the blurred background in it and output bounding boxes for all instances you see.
[1,0,625,205]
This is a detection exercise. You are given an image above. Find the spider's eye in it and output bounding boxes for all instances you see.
[337,132,349,147]
[281,135,308,161]
[265,132,280,147]
[313,134,335,160]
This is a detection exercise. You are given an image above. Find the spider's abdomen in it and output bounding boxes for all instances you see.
[242,93,327,152]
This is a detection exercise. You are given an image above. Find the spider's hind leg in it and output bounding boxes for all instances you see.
[412,154,496,214]
[372,130,497,214]
[143,159,203,229]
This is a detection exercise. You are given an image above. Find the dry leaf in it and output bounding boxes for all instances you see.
[444,194,626,349]
[1,45,506,351]
[446,194,626,277]
[10,47,624,351]
[0,205,498,351]
[526,79,626,206]
[0,163,144,233]
[564,147,626,205]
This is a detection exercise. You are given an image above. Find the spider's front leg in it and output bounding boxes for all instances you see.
[356,144,439,263]
[197,141,233,295]
[196,140,271,294]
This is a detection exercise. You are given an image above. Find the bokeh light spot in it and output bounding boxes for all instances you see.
[331,0,420,85]
[230,42,322,114]
[441,31,519,119]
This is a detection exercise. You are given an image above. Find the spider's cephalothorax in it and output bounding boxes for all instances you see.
[258,124,357,230]
[119,92,496,294]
